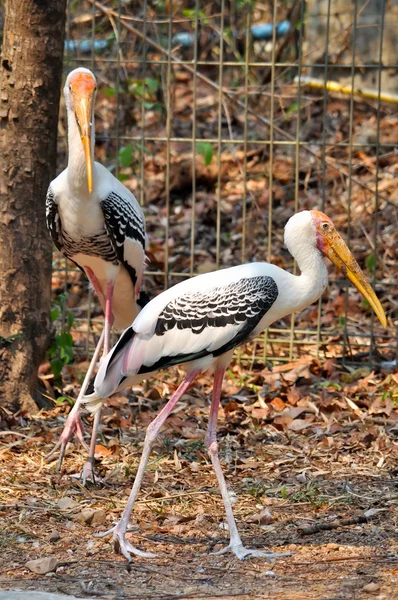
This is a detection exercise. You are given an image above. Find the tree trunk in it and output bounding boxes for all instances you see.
[0,0,67,413]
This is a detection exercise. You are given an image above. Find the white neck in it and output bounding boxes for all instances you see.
[66,106,94,195]
[292,245,329,312]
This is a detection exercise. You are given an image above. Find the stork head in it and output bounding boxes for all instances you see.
[284,210,387,327]
[64,68,97,193]
[312,209,386,326]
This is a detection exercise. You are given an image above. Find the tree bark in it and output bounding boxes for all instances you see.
[0,0,67,413]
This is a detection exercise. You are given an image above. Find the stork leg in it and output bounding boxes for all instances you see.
[206,367,289,561]
[81,281,114,485]
[103,280,114,356]
[96,370,200,561]
[45,330,104,469]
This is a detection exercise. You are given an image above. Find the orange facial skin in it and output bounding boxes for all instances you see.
[310,210,387,327]
[69,72,96,193]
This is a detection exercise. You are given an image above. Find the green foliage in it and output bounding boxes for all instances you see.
[181,8,208,24]
[118,143,134,169]
[285,102,299,117]
[234,0,255,7]
[56,395,75,406]
[197,142,213,166]
[361,298,371,311]
[0,333,23,347]
[117,173,130,182]
[320,380,342,391]
[366,252,376,274]
[129,77,162,112]
[47,293,75,385]
[290,483,326,508]
[104,86,117,98]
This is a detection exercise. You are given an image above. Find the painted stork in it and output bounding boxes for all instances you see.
[45,67,147,482]
[83,209,386,561]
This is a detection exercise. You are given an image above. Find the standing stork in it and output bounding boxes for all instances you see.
[83,210,386,561]
[45,68,147,482]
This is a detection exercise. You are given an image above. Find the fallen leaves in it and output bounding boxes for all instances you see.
[2,354,398,599]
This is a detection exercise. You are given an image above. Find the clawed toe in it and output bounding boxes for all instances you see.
[95,525,156,560]
[212,543,292,561]
[45,410,89,470]
[44,438,64,462]
[116,537,157,560]
[81,460,97,486]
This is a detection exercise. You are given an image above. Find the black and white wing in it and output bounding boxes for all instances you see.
[45,187,63,252]
[100,192,146,287]
[93,274,278,398]
[129,275,278,374]
[46,186,86,272]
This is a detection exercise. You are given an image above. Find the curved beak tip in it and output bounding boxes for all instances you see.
[324,235,387,328]
[379,311,388,329]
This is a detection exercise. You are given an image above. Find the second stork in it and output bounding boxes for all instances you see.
[45,68,147,481]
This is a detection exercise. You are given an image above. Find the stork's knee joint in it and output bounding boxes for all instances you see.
[207,441,218,456]
[145,423,159,445]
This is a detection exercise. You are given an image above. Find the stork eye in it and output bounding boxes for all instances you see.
[322,222,329,232]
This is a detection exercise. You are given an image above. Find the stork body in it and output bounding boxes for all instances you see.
[48,164,146,331]
[46,68,146,481]
[83,210,386,561]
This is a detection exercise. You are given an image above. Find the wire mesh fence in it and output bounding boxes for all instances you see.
[54,0,398,368]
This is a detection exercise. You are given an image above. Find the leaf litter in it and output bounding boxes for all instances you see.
[1,357,398,599]
[2,1,398,597]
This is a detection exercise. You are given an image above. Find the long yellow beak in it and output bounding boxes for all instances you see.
[326,233,387,327]
[73,95,94,194]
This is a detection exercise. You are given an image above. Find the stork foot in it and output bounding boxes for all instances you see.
[81,457,95,486]
[95,524,156,561]
[212,542,291,561]
[70,459,101,487]
[45,409,89,470]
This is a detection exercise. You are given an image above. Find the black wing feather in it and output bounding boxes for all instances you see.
[45,187,63,252]
[97,276,278,387]
[155,276,278,338]
[100,192,145,287]
[136,276,278,373]
[45,187,85,273]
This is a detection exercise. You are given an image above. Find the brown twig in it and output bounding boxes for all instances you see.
[298,513,376,536]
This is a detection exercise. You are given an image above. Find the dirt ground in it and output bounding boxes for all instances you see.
[1,362,398,600]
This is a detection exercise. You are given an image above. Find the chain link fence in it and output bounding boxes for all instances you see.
[54,0,398,368]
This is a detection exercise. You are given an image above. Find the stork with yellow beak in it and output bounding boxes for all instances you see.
[45,68,147,482]
[82,210,387,562]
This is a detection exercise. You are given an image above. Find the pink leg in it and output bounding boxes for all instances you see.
[80,273,114,484]
[81,409,101,485]
[45,330,104,470]
[207,367,290,561]
[104,281,114,356]
[84,267,114,354]
[84,266,106,313]
[96,370,200,561]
